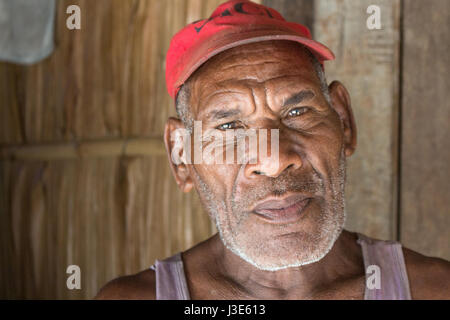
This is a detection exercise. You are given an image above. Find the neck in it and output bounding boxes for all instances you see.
[207,230,363,299]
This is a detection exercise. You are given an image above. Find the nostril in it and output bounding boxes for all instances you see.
[286,164,294,170]
[254,170,263,175]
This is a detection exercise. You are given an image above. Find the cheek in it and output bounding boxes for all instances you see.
[194,164,241,199]
[303,117,344,180]
[312,110,344,152]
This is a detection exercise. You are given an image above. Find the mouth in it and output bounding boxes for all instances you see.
[252,193,312,224]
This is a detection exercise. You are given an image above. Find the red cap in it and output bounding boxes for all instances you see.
[166,0,335,99]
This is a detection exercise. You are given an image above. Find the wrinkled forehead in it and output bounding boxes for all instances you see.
[188,40,321,112]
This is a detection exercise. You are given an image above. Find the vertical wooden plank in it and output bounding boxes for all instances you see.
[0,63,25,145]
[312,0,401,240]
[263,0,314,33]
[49,160,74,299]
[400,0,450,260]
[0,160,16,298]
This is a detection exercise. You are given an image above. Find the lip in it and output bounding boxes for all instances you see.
[252,194,312,224]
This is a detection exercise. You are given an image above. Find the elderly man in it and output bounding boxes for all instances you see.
[97,0,449,300]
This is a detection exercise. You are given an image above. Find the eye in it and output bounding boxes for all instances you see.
[216,121,239,130]
[287,107,309,117]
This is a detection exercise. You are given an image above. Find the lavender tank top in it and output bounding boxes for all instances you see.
[149,233,412,300]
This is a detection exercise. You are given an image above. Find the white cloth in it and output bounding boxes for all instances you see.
[0,0,55,64]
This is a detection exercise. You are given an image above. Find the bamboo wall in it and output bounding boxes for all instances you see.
[0,0,448,299]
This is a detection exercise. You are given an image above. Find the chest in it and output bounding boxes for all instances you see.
[187,274,367,300]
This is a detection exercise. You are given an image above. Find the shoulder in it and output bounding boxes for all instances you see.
[95,269,156,300]
[402,246,450,299]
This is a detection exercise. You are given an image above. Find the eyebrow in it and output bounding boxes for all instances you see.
[282,90,315,107]
[206,108,241,121]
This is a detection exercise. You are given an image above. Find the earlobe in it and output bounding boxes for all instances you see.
[181,179,193,193]
[328,81,357,157]
[164,117,193,193]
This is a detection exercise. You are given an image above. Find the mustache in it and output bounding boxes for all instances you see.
[231,169,325,211]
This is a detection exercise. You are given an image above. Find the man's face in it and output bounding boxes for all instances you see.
[175,41,351,270]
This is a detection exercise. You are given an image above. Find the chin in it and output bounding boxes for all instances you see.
[241,229,343,271]
[217,204,346,271]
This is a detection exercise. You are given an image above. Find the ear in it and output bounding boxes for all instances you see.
[164,117,193,193]
[328,81,357,157]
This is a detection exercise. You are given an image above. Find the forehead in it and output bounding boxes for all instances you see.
[188,41,321,111]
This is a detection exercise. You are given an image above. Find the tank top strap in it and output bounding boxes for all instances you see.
[357,233,412,300]
[150,252,190,300]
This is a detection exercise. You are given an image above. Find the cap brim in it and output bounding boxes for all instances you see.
[173,28,335,95]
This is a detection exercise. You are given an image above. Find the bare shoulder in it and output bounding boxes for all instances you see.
[94,269,156,300]
[402,247,450,299]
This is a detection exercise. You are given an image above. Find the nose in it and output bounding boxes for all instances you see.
[244,128,303,179]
